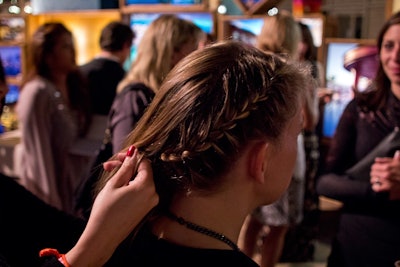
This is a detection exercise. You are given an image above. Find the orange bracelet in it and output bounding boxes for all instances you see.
[39,248,71,267]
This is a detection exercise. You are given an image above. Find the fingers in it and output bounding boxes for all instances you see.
[130,158,153,186]
[103,160,122,172]
[130,158,159,208]
[102,151,134,171]
[111,146,140,187]
[371,151,400,193]
[394,150,400,161]
[371,175,383,191]
[102,145,154,191]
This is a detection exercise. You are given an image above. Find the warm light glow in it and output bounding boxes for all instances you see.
[24,4,33,14]
[70,24,89,65]
[8,5,20,14]
[24,6,32,13]
[217,5,227,14]
[267,7,279,16]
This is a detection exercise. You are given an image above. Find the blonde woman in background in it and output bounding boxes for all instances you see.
[110,14,205,154]
[75,14,205,218]
[240,10,319,267]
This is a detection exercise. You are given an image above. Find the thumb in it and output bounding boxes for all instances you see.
[395,150,400,161]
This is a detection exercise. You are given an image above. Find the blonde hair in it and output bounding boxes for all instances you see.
[96,41,310,210]
[256,10,301,59]
[117,14,204,94]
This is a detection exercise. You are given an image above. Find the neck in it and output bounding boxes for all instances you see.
[97,51,122,64]
[151,149,260,251]
[152,189,252,251]
[48,72,69,103]
[165,210,240,251]
[392,83,400,100]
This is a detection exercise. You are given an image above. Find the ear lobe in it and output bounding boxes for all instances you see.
[249,142,269,183]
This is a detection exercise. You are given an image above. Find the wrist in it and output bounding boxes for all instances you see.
[66,238,114,267]
[39,248,71,267]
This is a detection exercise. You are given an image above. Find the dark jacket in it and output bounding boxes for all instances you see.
[316,92,400,267]
[108,82,154,154]
[0,173,85,267]
[80,57,126,116]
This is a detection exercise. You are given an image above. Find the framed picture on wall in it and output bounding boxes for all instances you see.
[0,17,25,43]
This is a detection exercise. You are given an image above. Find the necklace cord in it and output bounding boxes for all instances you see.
[165,211,239,251]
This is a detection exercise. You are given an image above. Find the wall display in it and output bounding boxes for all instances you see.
[0,45,22,77]
[4,84,19,104]
[217,15,263,46]
[321,38,376,138]
[218,13,324,60]
[125,0,201,3]
[0,17,25,42]
[298,14,323,47]
[128,12,215,64]
[120,0,208,13]
[233,0,283,15]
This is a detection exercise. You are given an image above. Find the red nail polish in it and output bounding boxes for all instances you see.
[126,145,135,157]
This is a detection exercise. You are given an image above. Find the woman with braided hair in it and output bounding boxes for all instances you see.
[39,40,312,267]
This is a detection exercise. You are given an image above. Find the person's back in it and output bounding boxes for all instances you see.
[80,21,134,116]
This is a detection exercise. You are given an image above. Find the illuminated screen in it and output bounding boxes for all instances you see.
[126,0,167,4]
[227,18,264,46]
[127,12,214,66]
[323,41,377,137]
[5,84,19,104]
[126,0,200,3]
[297,17,323,47]
[0,46,21,77]
[224,16,323,48]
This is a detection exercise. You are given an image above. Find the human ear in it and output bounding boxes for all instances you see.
[249,142,269,184]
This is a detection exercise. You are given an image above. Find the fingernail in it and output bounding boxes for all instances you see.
[126,145,136,157]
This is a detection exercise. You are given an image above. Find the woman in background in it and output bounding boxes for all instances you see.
[279,21,323,261]
[240,11,319,267]
[316,11,400,267]
[16,22,91,215]
[109,14,205,154]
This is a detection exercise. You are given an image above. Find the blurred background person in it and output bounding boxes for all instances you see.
[74,22,135,215]
[75,14,205,219]
[316,11,400,267]
[240,10,319,267]
[15,22,92,215]
[80,21,134,117]
[109,14,205,154]
[277,21,323,262]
